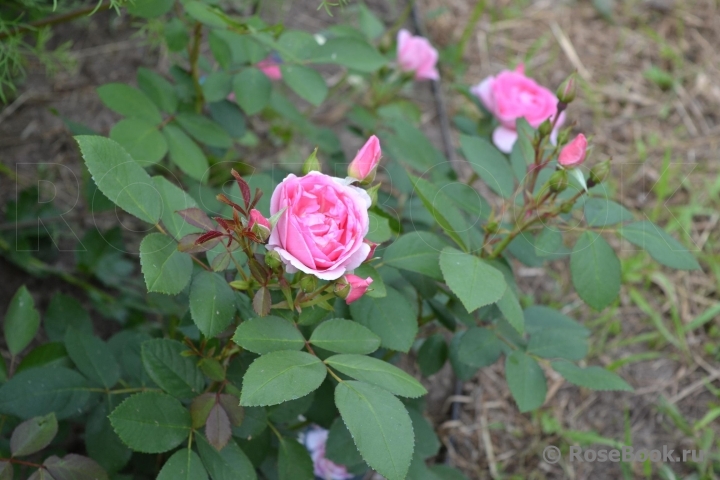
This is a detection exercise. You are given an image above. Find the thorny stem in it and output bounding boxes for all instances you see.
[0,458,44,468]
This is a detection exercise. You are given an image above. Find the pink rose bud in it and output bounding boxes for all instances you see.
[347,135,381,183]
[266,172,372,280]
[248,209,271,243]
[558,134,588,168]
[303,427,354,480]
[335,274,373,304]
[257,56,282,81]
[363,240,378,262]
[396,29,439,81]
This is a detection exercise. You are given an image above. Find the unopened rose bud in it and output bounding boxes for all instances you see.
[538,119,552,138]
[299,275,317,293]
[265,250,282,269]
[560,201,573,214]
[558,134,587,168]
[485,221,499,234]
[588,159,611,187]
[302,148,321,175]
[248,209,271,243]
[334,274,373,304]
[229,280,250,290]
[363,240,379,262]
[548,169,569,193]
[348,135,381,184]
[557,128,571,146]
[556,73,577,104]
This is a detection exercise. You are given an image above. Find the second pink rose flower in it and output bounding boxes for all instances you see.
[396,29,439,81]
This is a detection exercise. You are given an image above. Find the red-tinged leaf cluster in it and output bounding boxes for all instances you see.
[190,393,244,451]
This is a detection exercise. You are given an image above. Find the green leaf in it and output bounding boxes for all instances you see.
[496,287,524,334]
[110,118,168,165]
[157,449,208,480]
[325,354,426,398]
[202,71,233,103]
[417,334,448,376]
[411,177,468,251]
[0,462,9,480]
[127,0,174,18]
[353,263,386,298]
[3,285,40,355]
[408,409,440,459]
[44,293,92,343]
[76,136,161,224]
[163,125,209,182]
[534,227,563,257]
[209,100,247,138]
[429,465,470,480]
[85,404,131,473]
[141,339,205,399]
[152,176,202,240]
[505,351,547,413]
[137,67,178,113]
[109,392,191,453]
[524,306,590,338]
[551,361,633,391]
[460,135,516,198]
[240,351,326,407]
[309,319,381,354]
[97,83,162,123]
[175,114,233,148]
[233,68,272,115]
[383,231,446,281]
[0,367,90,420]
[312,37,386,72]
[439,247,506,313]
[570,232,620,310]
[366,210,392,243]
[16,342,71,373]
[326,417,364,467]
[349,286,418,352]
[457,327,501,368]
[358,3,384,39]
[196,435,257,480]
[335,381,413,480]
[164,18,189,51]
[278,438,314,480]
[189,271,237,338]
[44,454,109,480]
[619,221,700,270]
[583,198,632,227]
[527,330,588,361]
[10,413,58,457]
[184,1,227,28]
[139,233,193,295]
[280,65,328,106]
[232,316,305,354]
[65,328,120,388]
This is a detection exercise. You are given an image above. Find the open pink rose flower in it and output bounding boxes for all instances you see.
[347,135,381,183]
[267,171,372,280]
[558,133,587,167]
[397,29,439,81]
[471,64,565,153]
[303,427,354,480]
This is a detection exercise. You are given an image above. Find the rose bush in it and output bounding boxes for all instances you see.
[0,1,703,480]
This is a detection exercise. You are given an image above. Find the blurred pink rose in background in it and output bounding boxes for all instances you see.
[304,427,354,480]
[471,64,565,153]
[267,172,371,280]
[257,56,282,80]
[396,29,439,81]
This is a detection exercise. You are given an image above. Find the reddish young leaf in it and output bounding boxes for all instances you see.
[214,217,236,233]
[218,394,244,427]
[252,287,271,317]
[205,403,231,451]
[177,208,215,231]
[216,193,245,214]
[231,169,251,209]
[249,188,263,211]
[178,233,220,253]
[190,393,216,429]
[11,412,58,457]
[44,454,109,480]
[196,231,225,245]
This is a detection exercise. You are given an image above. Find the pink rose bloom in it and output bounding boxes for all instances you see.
[347,135,381,183]
[267,172,372,280]
[335,274,373,304]
[397,29,439,81]
[471,64,565,153]
[303,427,354,480]
[558,134,587,167]
[257,56,282,81]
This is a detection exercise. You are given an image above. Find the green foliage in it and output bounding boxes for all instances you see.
[3,286,40,356]
[240,351,326,406]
